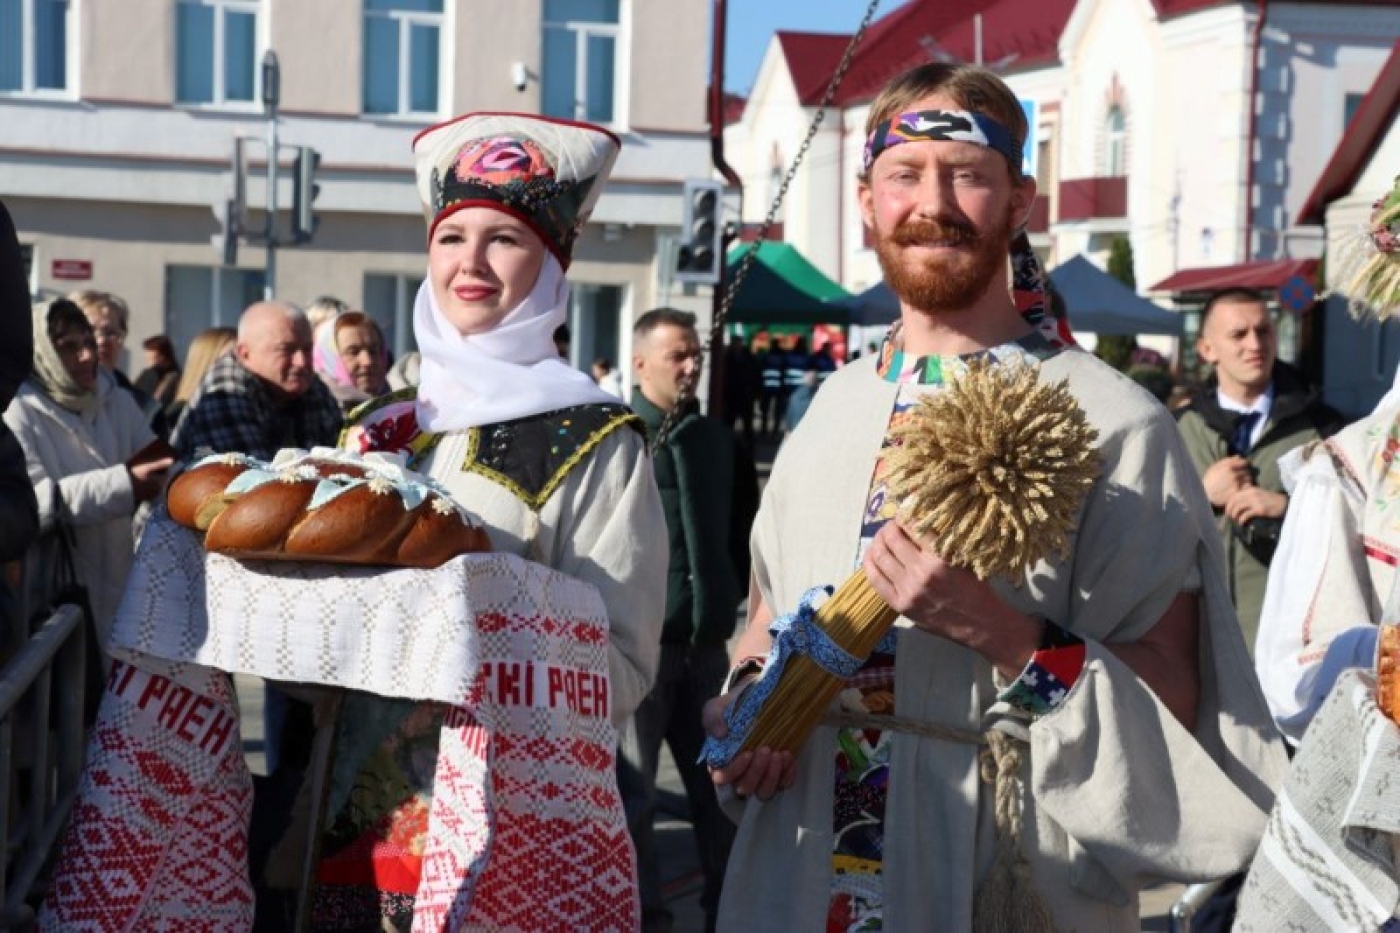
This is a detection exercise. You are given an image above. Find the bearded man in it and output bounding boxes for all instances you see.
[701,62,1286,931]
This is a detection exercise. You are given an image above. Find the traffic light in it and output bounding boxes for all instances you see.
[230,136,248,236]
[676,179,724,285]
[214,198,238,266]
[291,145,321,244]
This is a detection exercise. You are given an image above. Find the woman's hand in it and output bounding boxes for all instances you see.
[702,688,796,800]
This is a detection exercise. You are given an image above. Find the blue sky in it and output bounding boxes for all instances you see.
[724,1,902,94]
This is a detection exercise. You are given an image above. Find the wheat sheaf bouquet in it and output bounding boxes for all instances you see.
[711,357,1101,762]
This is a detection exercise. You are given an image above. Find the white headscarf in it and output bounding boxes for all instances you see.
[414,251,615,432]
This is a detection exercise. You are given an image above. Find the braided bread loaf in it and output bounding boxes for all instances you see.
[1379,624,1400,722]
[167,448,490,568]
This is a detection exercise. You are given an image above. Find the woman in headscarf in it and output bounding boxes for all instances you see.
[312,310,390,414]
[292,113,667,931]
[2,299,173,651]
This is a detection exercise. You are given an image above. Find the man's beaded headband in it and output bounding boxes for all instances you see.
[863,109,1022,175]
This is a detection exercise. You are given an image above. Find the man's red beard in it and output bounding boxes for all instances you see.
[874,213,1013,314]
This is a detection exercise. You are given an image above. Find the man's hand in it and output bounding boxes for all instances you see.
[1202,455,1253,507]
[126,447,174,504]
[702,686,796,800]
[861,521,1040,680]
[1223,486,1287,525]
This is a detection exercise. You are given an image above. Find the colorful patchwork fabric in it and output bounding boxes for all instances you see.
[997,619,1087,717]
[863,109,1021,174]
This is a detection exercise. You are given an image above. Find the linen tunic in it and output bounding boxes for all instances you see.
[719,349,1287,931]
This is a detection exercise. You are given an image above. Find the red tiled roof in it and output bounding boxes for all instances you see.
[773,0,1075,109]
[1149,0,1232,18]
[776,31,856,106]
[722,91,748,126]
[1153,0,1400,16]
[1298,40,1400,225]
[1150,258,1319,293]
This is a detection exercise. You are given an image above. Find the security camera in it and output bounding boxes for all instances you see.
[511,62,529,92]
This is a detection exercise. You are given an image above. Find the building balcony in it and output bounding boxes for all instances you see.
[1057,176,1128,222]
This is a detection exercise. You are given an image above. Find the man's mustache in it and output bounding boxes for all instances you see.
[891,218,979,247]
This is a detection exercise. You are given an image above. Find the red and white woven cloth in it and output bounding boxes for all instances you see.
[41,513,638,932]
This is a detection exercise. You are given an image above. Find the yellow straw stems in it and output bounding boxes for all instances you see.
[885,358,1100,581]
[740,569,898,755]
[739,358,1100,756]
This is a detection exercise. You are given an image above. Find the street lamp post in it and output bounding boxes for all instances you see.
[262,50,280,300]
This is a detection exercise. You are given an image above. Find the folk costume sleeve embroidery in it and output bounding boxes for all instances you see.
[1254,412,1397,743]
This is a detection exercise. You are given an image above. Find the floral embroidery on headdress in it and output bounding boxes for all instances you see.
[453,137,555,186]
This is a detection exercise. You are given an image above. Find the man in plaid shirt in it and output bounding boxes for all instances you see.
[172,301,342,465]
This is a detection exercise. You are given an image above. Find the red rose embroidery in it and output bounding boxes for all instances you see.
[360,409,421,455]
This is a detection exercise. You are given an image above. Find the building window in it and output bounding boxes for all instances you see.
[567,282,625,377]
[176,0,260,106]
[363,273,422,356]
[164,265,264,358]
[1345,92,1366,129]
[542,0,620,124]
[1035,136,1052,188]
[363,0,442,116]
[1105,105,1126,177]
[0,0,68,94]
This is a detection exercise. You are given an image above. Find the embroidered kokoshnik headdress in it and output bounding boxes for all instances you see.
[413,112,621,269]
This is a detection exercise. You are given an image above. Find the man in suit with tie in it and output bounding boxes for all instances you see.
[1176,287,1342,653]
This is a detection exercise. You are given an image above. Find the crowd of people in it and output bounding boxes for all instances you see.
[1,58,1399,932]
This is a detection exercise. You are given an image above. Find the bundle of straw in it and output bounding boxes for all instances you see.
[1336,174,1400,320]
[740,358,1100,755]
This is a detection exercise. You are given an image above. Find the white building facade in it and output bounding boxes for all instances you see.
[725,0,1400,320]
[1,0,714,380]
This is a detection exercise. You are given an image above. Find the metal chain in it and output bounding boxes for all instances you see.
[651,0,883,451]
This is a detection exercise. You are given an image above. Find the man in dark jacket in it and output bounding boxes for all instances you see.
[619,308,758,933]
[1176,287,1343,653]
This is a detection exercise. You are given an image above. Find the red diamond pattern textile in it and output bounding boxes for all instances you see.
[411,588,638,931]
[40,660,253,930]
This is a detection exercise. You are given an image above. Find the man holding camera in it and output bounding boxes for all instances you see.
[1176,287,1342,653]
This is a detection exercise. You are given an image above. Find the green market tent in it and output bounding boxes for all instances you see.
[723,241,852,326]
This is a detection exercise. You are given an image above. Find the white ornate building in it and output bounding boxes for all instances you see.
[725,0,1400,359]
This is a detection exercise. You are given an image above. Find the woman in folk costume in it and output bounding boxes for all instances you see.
[1237,177,1400,929]
[295,113,667,930]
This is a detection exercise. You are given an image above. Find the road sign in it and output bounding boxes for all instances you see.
[1278,275,1315,313]
[51,259,92,281]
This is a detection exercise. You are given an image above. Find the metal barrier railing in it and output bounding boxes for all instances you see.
[1169,878,1227,933]
[0,604,87,930]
